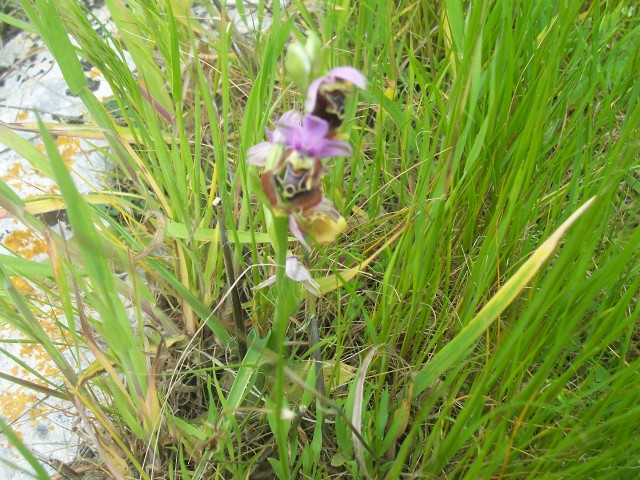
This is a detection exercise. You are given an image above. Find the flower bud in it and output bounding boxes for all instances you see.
[286,32,323,93]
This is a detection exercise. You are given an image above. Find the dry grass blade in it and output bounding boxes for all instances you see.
[133,210,167,260]
[352,345,383,477]
[72,397,130,480]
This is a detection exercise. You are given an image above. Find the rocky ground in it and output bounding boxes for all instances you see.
[0,1,281,477]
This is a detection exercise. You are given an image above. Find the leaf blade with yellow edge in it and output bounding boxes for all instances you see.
[413,196,597,397]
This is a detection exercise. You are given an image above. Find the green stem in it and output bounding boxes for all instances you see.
[303,253,325,397]
[270,214,290,350]
[271,214,290,475]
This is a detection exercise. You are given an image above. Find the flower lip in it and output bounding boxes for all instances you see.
[260,154,324,214]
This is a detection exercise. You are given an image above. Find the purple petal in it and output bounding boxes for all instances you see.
[300,115,330,143]
[246,142,271,166]
[305,76,324,113]
[313,197,341,220]
[328,66,367,90]
[289,215,311,252]
[271,111,303,143]
[314,139,353,158]
[278,110,303,126]
[274,111,303,134]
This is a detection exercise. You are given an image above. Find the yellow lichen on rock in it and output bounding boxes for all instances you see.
[1,227,48,259]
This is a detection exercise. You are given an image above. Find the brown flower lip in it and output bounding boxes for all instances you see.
[261,152,324,213]
[311,83,348,134]
[305,66,367,137]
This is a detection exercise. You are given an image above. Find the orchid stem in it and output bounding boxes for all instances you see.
[271,214,290,474]
[303,253,325,398]
[271,215,290,350]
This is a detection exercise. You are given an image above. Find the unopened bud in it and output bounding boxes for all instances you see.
[286,32,323,93]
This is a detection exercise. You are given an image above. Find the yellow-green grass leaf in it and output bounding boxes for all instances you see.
[286,359,357,402]
[4,121,174,144]
[167,0,208,35]
[0,12,36,34]
[0,255,53,277]
[26,0,86,94]
[164,220,275,244]
[413,196,597,397]
[0,177,25,219]
[0,262,77,382]
[37,116,147,385]
[0,122,52,177]
[224,333,271,412]
[0,192,132,219]
[77,358,118,387]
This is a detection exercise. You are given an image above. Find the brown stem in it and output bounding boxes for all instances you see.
[216,200,247,359]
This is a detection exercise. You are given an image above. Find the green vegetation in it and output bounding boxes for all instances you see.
[0,0,638,478]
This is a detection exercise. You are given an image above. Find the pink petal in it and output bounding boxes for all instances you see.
[328,66,367,89]
[285,257,311,282]
[301,115,330,141]
[285,257,321,297]
[315,139,353,158]
[305,76,324,113]
[279,110,303,126]
[274,110,303,134]
[289,215,311,252]
[246,142,272,166]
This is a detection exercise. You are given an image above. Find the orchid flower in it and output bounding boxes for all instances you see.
[248,113,352,217]
[260,152,325,213]
[305,67,367,131]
